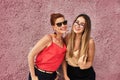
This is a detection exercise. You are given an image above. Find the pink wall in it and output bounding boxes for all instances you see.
[0,0,120,80]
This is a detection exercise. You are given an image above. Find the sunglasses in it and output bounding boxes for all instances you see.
[56,20,67,27]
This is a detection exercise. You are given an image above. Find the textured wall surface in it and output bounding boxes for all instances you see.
[0,0,120,80]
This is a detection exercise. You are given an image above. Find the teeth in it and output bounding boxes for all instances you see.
[75,28,80,30]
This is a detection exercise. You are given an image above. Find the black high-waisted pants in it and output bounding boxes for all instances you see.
[28,67,57,80]
[67,63,96,80]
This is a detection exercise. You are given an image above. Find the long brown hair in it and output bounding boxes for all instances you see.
[67,14,91,57]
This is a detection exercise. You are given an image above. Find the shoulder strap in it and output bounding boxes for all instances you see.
[47,34,53,43]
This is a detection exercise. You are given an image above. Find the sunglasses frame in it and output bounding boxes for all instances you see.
[56,20,67,27]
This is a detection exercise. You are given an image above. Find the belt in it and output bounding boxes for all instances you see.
[35,66,54,74]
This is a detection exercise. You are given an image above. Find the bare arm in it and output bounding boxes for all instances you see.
[63,33,70,45]
[62,60,67,76]
[78,38,95,69]
[28,35,52,79]
[62,33,70,80]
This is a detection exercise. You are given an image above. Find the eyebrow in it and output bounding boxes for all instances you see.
[75,20,85,24]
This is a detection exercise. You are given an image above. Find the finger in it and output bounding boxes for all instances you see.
[83,55,87,64]
[80,55,85,60]
[81,55,85,60]
[81,54,85,57]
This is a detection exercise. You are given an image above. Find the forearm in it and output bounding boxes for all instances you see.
[28,54,36,77]
[62,60,68,77]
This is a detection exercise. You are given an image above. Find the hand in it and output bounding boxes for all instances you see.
[32,75,38,80]
[78,54,87,69]
[64,75,70,80]
[55,75,59,80]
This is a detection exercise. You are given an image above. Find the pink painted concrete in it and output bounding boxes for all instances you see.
[0,0,120,80]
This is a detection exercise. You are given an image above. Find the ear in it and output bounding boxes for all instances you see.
[52,26,55,30]
[52,26,57,34]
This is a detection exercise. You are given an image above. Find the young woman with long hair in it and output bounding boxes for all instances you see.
[62,14,96,80]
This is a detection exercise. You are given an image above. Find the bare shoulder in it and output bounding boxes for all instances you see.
[64,33,70,44]
[31,34,52,51]
[40,34,52,42]
[64,33,70,40]
[89,37,95,46]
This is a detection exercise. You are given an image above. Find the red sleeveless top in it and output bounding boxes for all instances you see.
[35,42,66,72]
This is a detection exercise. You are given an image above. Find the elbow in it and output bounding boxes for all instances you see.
[28,53,35,62]
[88,61,93,67]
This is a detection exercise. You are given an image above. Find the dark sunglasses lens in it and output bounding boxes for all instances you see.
[56,23,62,27]
[63,20,67,25]
[56,20,67,27]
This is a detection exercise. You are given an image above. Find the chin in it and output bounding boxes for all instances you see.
[74,30,82,34]
[60,31,66,34]
[75,32,81,34]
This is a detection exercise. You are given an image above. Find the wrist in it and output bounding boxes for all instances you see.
[30,73,36,77]
[64,74,68,78]
[31,75,37,79]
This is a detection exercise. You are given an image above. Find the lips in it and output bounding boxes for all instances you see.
[60,27,67,31]
[74,27,81,31]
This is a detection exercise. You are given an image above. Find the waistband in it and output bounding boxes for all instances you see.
[35,66,55,74]
[67,63,93,71]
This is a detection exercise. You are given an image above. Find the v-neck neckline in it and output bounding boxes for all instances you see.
[52,42,65,49]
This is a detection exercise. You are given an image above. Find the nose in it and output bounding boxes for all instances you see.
[75,24,80,28]
[62,23,64,27]
[61,23,66,27]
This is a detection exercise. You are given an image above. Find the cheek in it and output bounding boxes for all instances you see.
[72,26,75,30]
[80,28,85,33]
[54,26,60,31]
[81,28,85,31]
[73,27,85,33]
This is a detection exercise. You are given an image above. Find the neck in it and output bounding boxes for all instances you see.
[55,33,63,39]
[75,33,82,40]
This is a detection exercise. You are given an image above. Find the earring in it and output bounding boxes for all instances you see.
[53,29,56,34]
